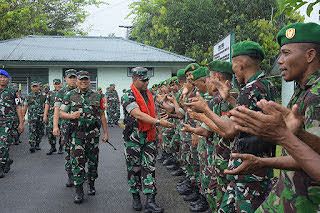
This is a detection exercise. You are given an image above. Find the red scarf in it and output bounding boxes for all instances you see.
[130,84,156,142]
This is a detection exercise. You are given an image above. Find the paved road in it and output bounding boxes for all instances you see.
[0,127,189,213]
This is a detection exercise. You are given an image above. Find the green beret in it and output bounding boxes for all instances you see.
[192,67,209,81]
[277,22,320,47]
[232,41,265,60]
[208,60,233,75]
[110,84,115,87]
[184,63,200,74]
[169,76,178,84]
[177,69,185,78]
[97,87,102,90]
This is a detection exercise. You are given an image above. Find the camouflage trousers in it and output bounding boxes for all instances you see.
[0,126,10,166]
[107,106,120,125]
[61,123,72,173]
[70,135,99,186]
[169,131,180,159]
[28,119,43,148]
[218,179,272,213]
[124,132,157,195]
[162,127,175,155]
[47,116,61,147]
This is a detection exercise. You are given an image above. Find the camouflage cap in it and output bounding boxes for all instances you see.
[65,69,77,77]
[31,81,40,86]
[77,71,90,80]
[131,67,149,80]
[53,79,61,84]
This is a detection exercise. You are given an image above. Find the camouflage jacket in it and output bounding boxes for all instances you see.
[269,70,320,212]
[0,86,20,125]
[24,91,46,121]
[228,71,278,183]
[106,90,120,108]
[45,89,60,117]
[60,88,104,138]
[54,85,76,125]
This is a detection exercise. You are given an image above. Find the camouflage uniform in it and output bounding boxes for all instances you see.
[46,89,61,148]
[0,86,20,168]
[106,89,120,125]
[55,85,76,173]
[24,91,46,149]
[256,70,320,213]
[60,88,104,186]
[219,71,278,213]
[122,89,157,195]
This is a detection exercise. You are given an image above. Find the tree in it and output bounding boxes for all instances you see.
[129,0,302,71]
[0,0,105,40]
[277,0,320,16]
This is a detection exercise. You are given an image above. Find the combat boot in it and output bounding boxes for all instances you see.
[144,194,164,213]
[58,145,63,154]
[46,146,57,155]
[29,146,35,153]
[0,166,4,178]
[171,168,184,176]
[162,156,175,166]
[35,143,41,150]
[183,191,200,202]
[4,159,13,173]
[189,195,209,212]
[66,173,74,187]
[132,193,142,211]
[87,181,96,196]
[74,184,84,204]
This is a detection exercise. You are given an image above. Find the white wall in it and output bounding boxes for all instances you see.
[48,67,63,90]
[97,66,172,119]
[281,79,295,107]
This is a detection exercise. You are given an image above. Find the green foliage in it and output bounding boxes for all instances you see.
[0,0,105,40]
[277,0,320,16]
[129,0,302,72]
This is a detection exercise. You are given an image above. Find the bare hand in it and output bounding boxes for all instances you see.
[191,134,199,147]
[224,153,263,175]
[53,127,60,136]
[185,93,208,113]
[43,116,48,124]
[187,108,206,122]
[181,123,193,133]
[160,119,174,128]
[101,133,109,143]
[71,111,81,119]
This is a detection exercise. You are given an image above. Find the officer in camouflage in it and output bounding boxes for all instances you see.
[60,71,109,204]
[0,69,24,178]
[121,67,173,212]
[106,83,120,127]
[53,69,77,187]
[23,81,46,153]
[44,79,63,155]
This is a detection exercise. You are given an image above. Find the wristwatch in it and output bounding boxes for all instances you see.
[155,119,160,127]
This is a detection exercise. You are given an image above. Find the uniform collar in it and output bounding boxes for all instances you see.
[244,70,265,88]
[300,69,320,90]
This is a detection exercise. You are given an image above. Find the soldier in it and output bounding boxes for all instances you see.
[23,81,46,153]
[0,69,24,177]
[8,83,22,146]
[106,84,120,127]
[121,67,173,212]
[43,79,63,155]
[60,71,109,204]
[225,22,320,213]
[53,69,77,187]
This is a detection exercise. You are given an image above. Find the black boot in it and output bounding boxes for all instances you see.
[162,156,175,166]
[74,184,84,204]
[35,143,41,150]
[0,166,4,178]
[46,145,57,155]
[29,146,35,153]
[166,163,179,171]
[3,159,13,173]
[157,152,167,163]
[66,173,74,187]
[58,145,63,154]
[132,193,142,211]
[177,183,193,195]
[144,194,164,213]
[183,191,200,202]
[87,181,96,196]
[189,195,209,212]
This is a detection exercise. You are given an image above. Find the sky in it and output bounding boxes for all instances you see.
[82,0,135,38]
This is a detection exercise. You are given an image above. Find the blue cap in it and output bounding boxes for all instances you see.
[0,69,10,78]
